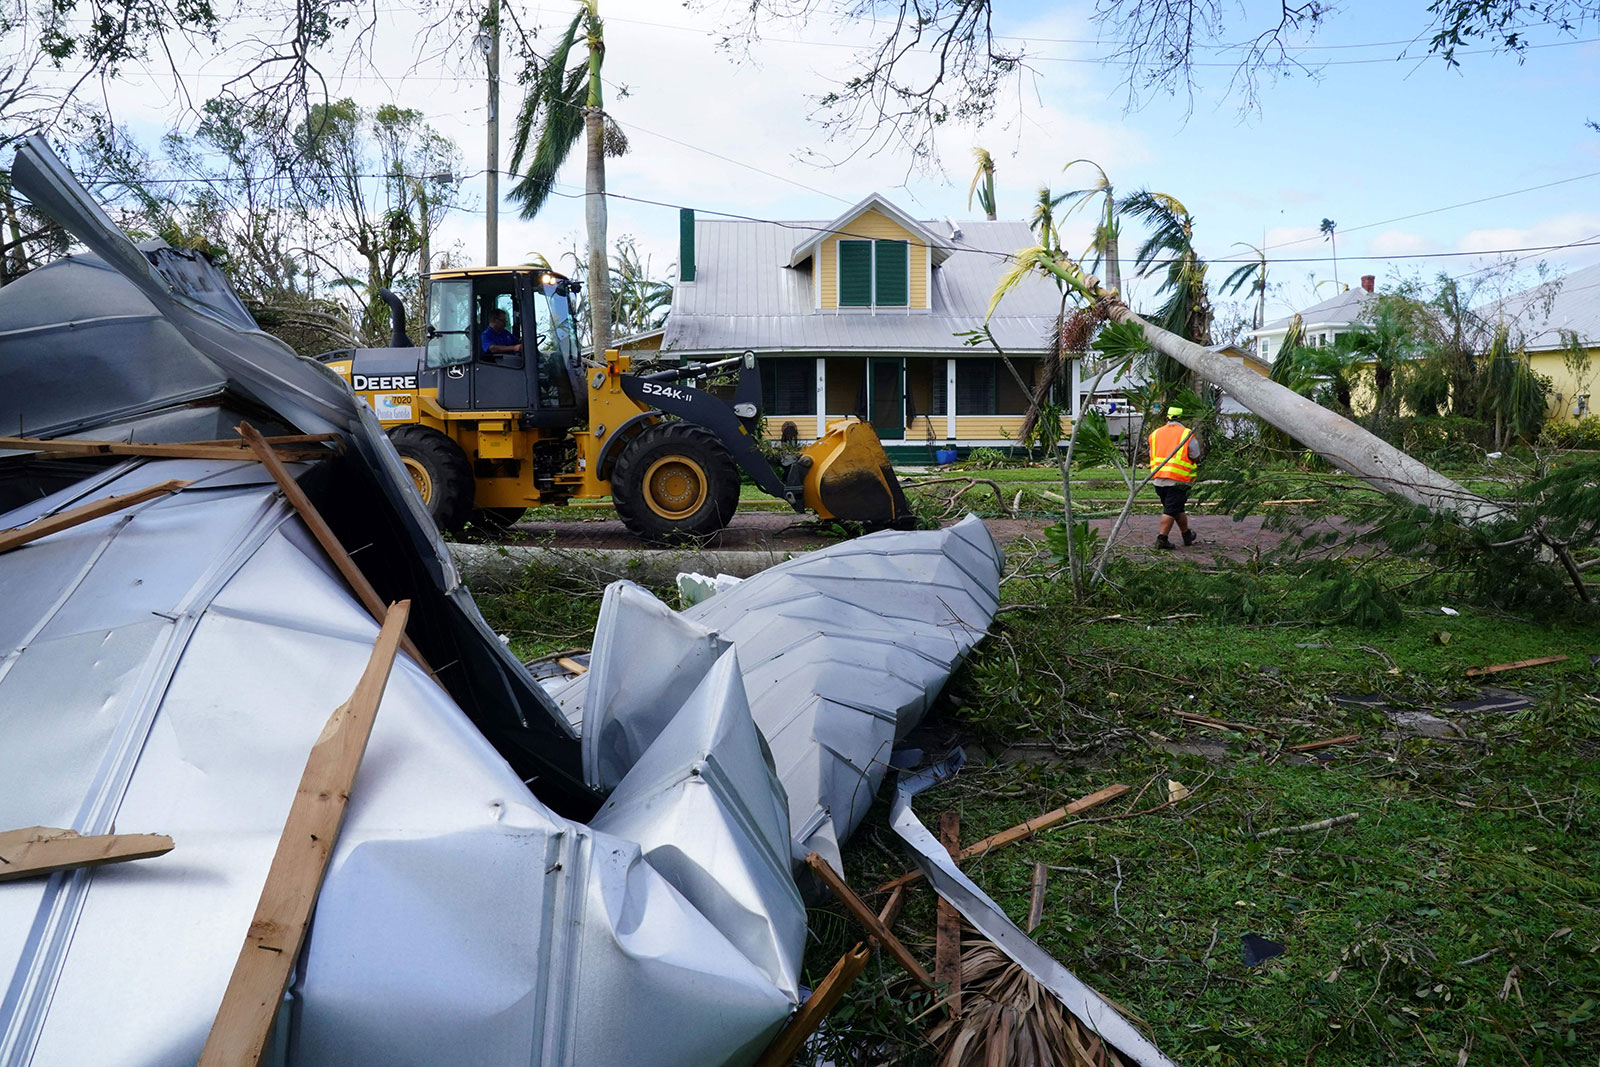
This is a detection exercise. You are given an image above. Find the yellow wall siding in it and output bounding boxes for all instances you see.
[953,415,1070,441]
[816,208,930,310]
[1530,348,1600,420]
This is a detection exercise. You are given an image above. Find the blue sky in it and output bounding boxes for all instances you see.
[46,0,1600,321]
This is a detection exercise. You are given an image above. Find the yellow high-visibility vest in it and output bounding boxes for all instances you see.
[1148,423,1197,482]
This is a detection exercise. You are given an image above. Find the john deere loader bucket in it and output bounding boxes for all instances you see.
[797,417,914,527]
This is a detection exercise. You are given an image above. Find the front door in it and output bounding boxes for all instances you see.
[868,358,905,440]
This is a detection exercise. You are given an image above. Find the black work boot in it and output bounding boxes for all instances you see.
[1156,534,1174,550]
[1182,529,1198,546]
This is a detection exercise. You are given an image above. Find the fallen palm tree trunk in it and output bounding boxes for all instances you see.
[1008,249,1502,525]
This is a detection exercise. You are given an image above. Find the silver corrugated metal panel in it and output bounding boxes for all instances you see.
[665,215,1060,355]
[0,460,800,1065]
[1256,286,1374,335]
[1488,258,1600,350]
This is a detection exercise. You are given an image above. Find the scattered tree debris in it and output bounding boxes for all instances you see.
[1287,734,1361,753]
[1254,812,1360,840]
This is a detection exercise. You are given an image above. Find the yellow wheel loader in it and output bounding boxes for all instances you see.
[317,267,911,540]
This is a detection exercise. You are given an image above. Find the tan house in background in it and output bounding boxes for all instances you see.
[1490,259,1600,420]
[661,193,1075,457]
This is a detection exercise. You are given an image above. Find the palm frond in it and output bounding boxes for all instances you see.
[507,8,589,219]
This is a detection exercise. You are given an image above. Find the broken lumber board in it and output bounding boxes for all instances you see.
[1465,655,1569,677]
[1288,734,1361,753]
[238,422,435,680]
[876,884,906,929]
[199,601,410,1067]
[0,479,188,555]
[1026,862,1048,933]
[0,826,173,882]
[935,812,962,1014]
[0,434,331,461]
[752,943,871,1067]
[556,656,589,675]
[806,852,934,989]
[876,783,1131,893]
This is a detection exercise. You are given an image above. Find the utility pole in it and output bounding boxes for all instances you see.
[484,0,500,264]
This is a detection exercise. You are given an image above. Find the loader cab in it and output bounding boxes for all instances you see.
[424,268,582,428]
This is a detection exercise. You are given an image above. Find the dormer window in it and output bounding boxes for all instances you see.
[838,239,909,308]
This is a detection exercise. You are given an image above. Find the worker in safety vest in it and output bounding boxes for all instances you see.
[1148,406,1204,550]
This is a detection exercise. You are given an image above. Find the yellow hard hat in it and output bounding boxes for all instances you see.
[1166,406,1184,418]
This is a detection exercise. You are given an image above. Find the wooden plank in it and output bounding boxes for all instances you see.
[556,656,589,675]
[0,434,330,461]
[751,942,872,1067]
[806,852,934,989]
[237,422,435,679]
[1465,655,1569,677]
[935,812,962,1014]
[1026,861,1048,933]
[1287,734,1362,753]
[876,885,906,929]
[0,479,188,555]
[876,783,1131,893]
[198,601,411,1067]
[0,826,173,882]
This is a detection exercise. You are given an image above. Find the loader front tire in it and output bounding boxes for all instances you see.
[611,423,739,541]
[388,424,475,532]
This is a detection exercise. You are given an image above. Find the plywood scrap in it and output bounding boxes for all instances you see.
[0,478,188,555]
[0,826,173,882]
[806,852,934,988]
[877,783,1130,893]
[752,942,871,1067]
[1465,655,1569,677]
[199,601,410,1067]
[1288,734,1361,753]
[936,812,963,1014]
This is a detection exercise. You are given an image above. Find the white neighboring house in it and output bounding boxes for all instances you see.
[1249,275,1377,362]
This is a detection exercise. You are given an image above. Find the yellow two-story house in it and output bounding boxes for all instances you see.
[661,193,1073,458]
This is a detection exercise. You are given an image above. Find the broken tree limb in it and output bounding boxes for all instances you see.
[0,827,173,882]
[806,852,935,988]
[0,478,188,555]
[1254,813,1359,840]
[936,812,963,1014]
[199,601,411,1067]
[1178,711,1277,736]
[751,943,872,1067]
[237,422,435,680]
[1465,655,1569,677]
[1027,862,1048,933]
[877,784,1131,892]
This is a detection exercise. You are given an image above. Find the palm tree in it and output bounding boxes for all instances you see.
[1119,190,1210,345]
[967,148,996,220]
[1319,217,1338,288]
[1052,159,1121,295]
[1220,241,1267,330]
[508,0,618,355]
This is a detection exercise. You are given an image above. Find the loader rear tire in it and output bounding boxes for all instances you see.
[388,424,475,532]
[611,422,739,541]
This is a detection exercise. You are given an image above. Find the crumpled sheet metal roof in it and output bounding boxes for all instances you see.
[0,459,799,1064]
[555,516,1004,868]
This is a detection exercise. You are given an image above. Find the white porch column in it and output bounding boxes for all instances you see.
[815,357,827,437]
[945,358,957,440]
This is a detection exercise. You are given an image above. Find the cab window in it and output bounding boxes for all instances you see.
[425,279,473,368]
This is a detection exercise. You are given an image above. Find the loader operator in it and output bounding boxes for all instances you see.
[480,309,522,357]
[1148,406,1203,550]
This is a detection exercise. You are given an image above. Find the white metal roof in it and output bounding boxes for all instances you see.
[1255,286,1375,335]
[664,216,1064,356]
[1485,259,1600,351]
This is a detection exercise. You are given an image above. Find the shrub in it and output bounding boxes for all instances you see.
[1540,415,1600,451]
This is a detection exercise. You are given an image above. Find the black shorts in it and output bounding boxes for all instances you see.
[1154,483,1190,517]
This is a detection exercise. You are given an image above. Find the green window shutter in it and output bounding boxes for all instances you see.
[874,240,909,307]
[838,240,872,306]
